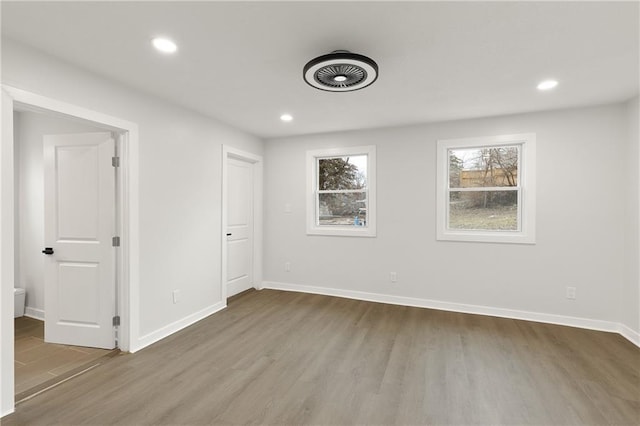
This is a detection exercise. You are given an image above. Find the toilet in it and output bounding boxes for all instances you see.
[14,288,25,318]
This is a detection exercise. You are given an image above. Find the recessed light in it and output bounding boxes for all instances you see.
[280,114,293,122]
[537,80,558,91]
[152,37,177,54]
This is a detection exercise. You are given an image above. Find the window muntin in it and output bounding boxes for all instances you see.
[307,146,376,236]
[437,134,535,244]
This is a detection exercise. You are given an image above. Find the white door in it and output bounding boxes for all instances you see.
[43,132,116,349]
[226,157,254,297]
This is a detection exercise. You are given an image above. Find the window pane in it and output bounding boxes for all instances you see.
[318,192,367,226]
[449,191,518,230]
[449,146,518,188]
[318,155,367,190]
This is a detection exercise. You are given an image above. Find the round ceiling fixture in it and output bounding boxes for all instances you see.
[537,79,559,91]
[303,50,378,92]
[152,37,177,54]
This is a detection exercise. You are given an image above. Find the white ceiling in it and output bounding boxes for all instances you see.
[2,1,638,139]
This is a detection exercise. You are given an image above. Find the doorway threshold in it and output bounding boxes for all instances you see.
[16,349,120,404]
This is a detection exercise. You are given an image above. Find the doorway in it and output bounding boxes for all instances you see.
[221,146,263,301]
[12,111,120,398]
[1,85,139,416]
[15,112,118,347]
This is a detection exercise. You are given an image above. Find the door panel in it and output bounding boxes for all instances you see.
[44,132,116,349]
[56,145,100,239]
[228,163,250,225]
[227,241,250,282]
[58,262,100,324]
[226,158,254,297]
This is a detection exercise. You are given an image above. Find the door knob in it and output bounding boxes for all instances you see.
[42,247,54,255]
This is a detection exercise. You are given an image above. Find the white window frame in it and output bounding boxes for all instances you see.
[307,145,376,237]
[436,133,536,244]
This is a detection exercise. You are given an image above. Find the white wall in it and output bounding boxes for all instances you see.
[14,111,103,316]
[1,39,263,415]
[264,103,632,330]
[623,96,640,336]
[2,38,263,336]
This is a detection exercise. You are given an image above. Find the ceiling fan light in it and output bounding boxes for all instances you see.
[303,50,379,92]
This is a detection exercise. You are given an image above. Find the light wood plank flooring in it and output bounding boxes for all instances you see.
[4,289,639,425]
[14,317,116,398]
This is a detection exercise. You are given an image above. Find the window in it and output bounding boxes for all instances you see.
[307,146,376,237]
[437,133,536,244]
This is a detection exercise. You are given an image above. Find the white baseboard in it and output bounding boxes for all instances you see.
[262,281,639,348]
[133,301,226,352]
[619,323,640,347]
[1,407,15,418]
[24,306,44,321]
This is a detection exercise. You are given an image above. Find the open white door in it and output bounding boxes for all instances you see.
[226,157,254,297]
[43,132,116,349]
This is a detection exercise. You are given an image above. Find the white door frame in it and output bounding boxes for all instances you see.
[0,86,140,416]
[221,146,263,302]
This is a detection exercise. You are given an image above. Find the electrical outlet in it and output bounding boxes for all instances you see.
[566,286,576,300]
[390,272,398,283]
[172,290,181,304]
[284,203,292,214]
[285,262,291,272]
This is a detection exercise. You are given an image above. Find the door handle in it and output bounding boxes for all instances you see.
[42,247,54,255]
[226,233,232,236]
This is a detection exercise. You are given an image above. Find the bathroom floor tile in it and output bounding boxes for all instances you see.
[14,317,114,395]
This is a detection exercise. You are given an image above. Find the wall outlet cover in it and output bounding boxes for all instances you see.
[566,286,577,300]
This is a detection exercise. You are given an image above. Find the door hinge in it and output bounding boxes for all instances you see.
[112,236,120,247]
[112,156,120,167]
[113,315,120,327]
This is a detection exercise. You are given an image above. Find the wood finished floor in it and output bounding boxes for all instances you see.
[4,289,639,425]
[14,317,114,396]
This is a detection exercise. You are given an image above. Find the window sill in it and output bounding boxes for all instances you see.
[307,226,376,237]
[437,230,535,244]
